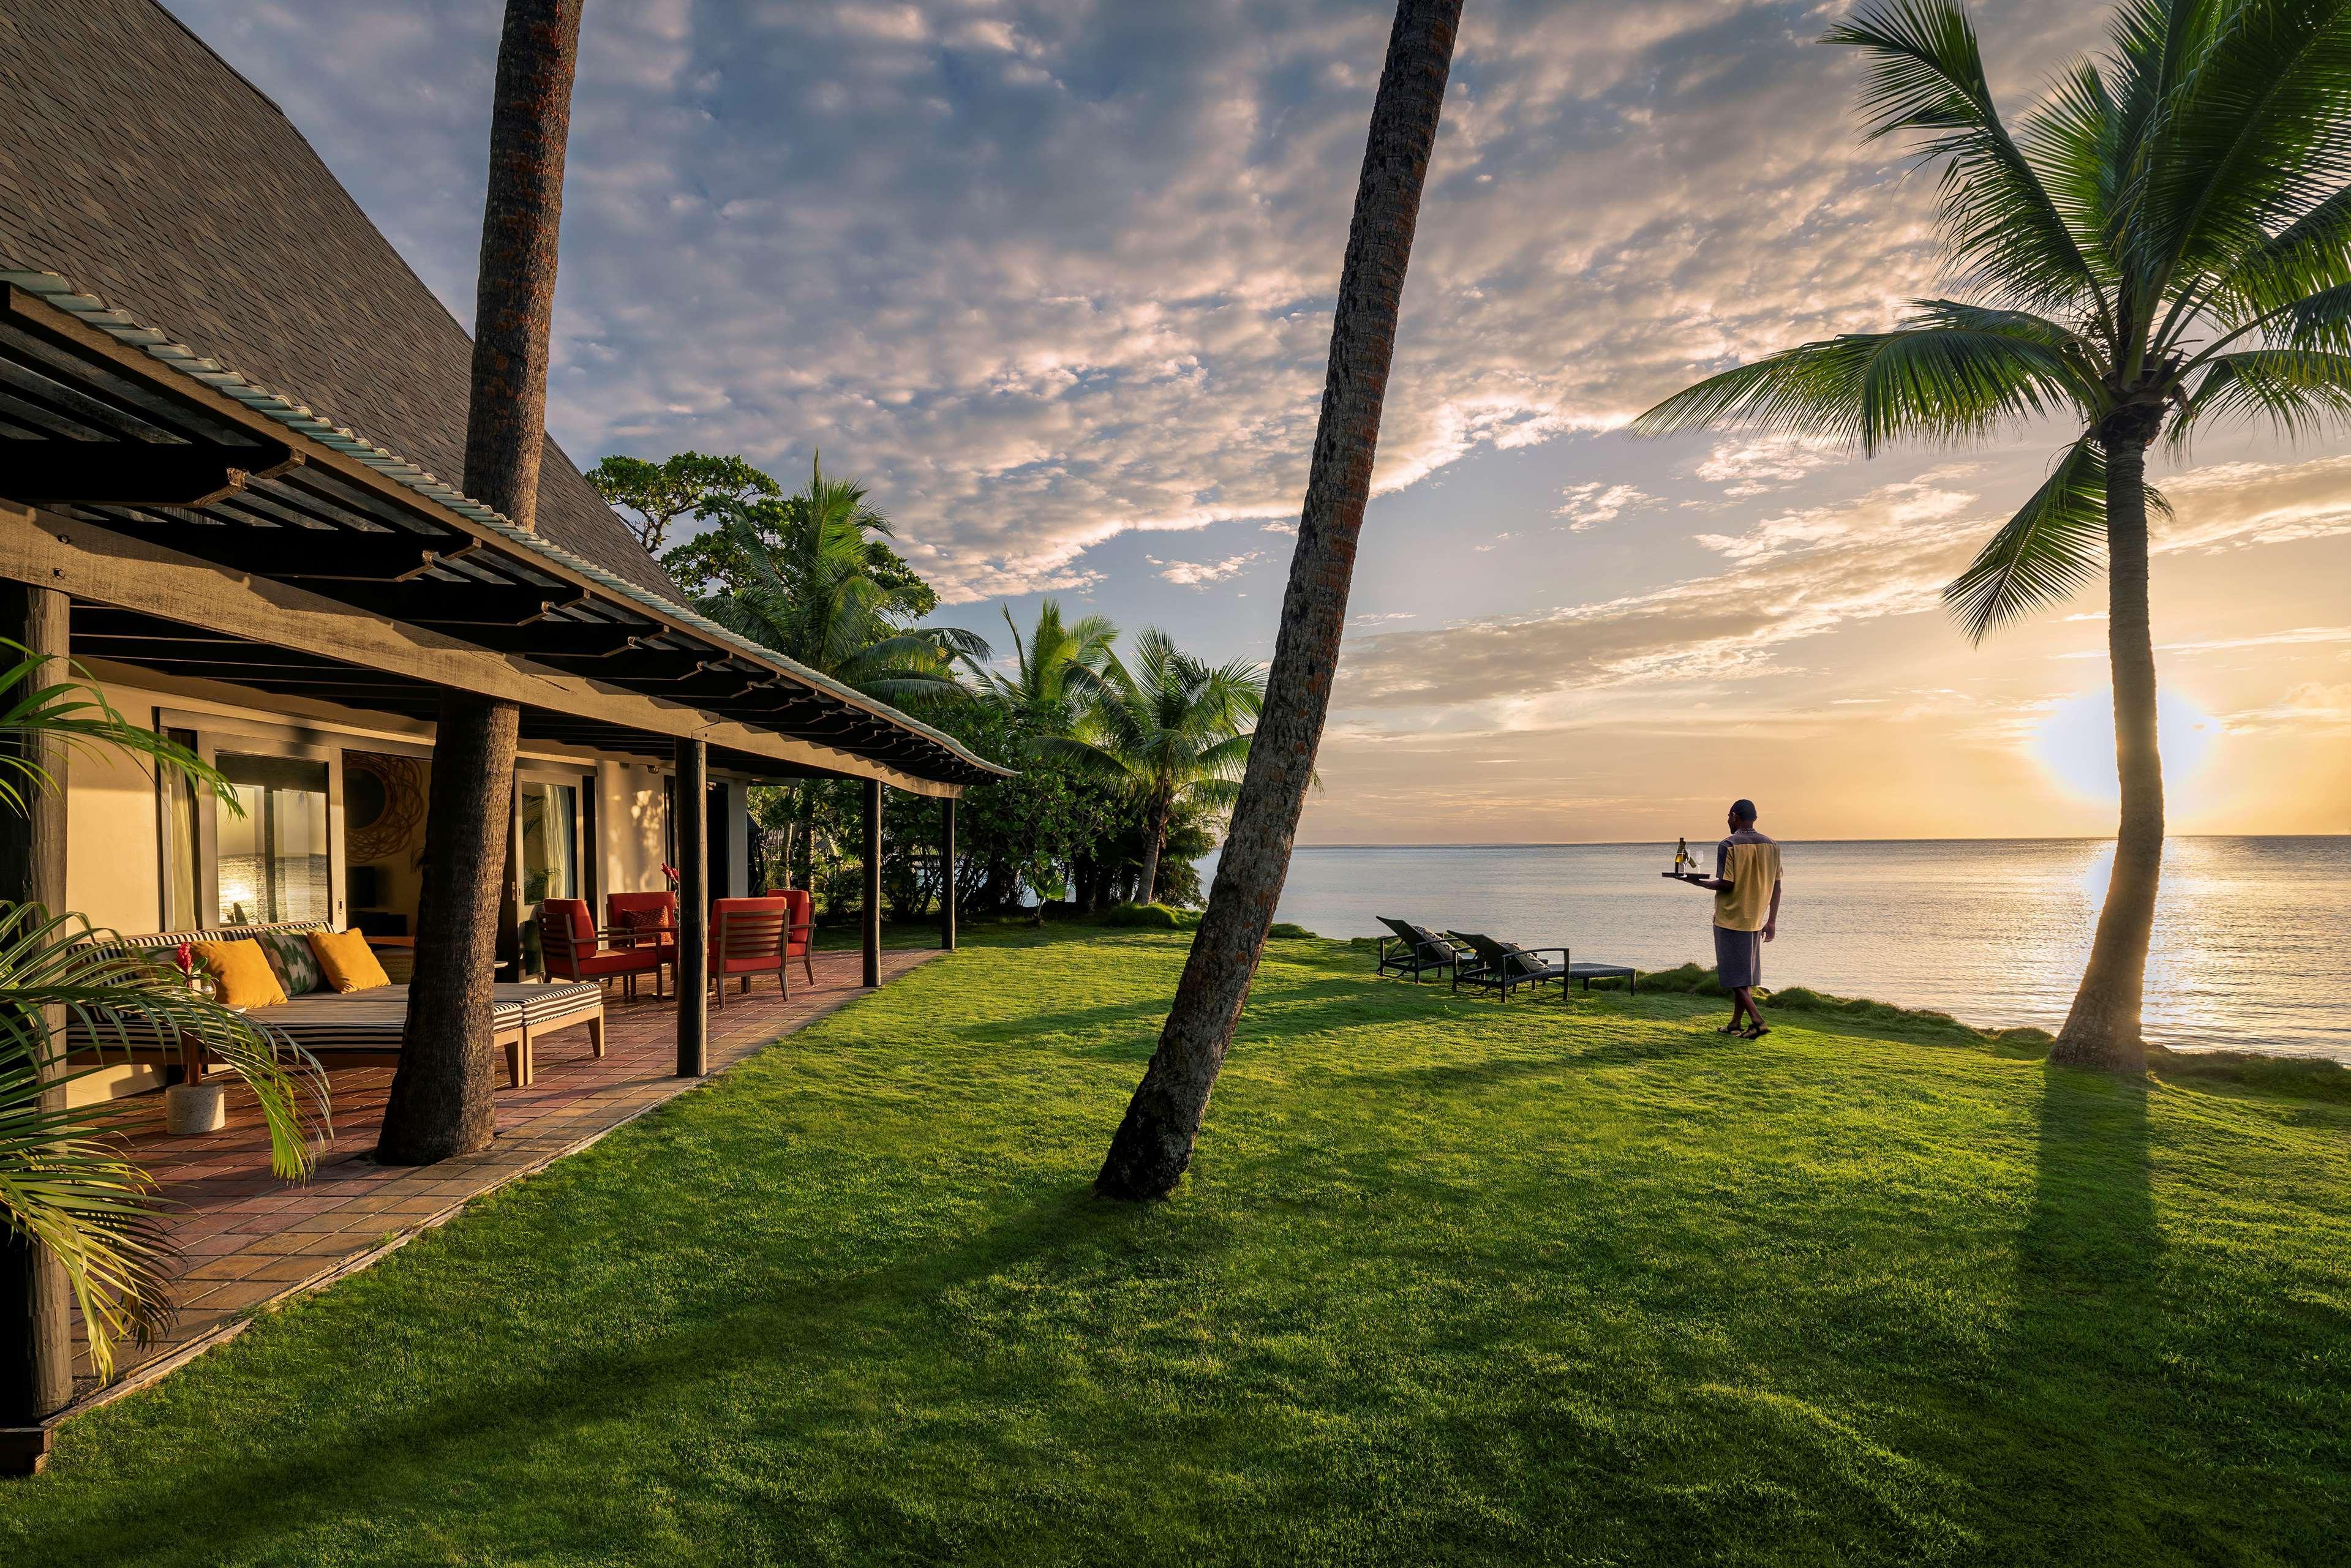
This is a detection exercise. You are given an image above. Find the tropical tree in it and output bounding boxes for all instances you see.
[590,451,780,556]
[971,598,1120,739]
[380,0,583,1165]
[0,647,325,1379]
[1093,0,1462,1201]
[1632,0,2351,1071]
[1086,629,1264,907]
[694,456,988,702]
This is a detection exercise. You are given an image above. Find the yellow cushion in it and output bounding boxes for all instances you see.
[190,938,287,1010]
[307,928,391,994]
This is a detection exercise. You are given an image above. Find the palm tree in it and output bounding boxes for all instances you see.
[972,599,1120,737]
[380,0,584,1165]
[699,457,988,702]
[1093,0,1462,1201]
[0,647,325,1381]
[1633,0,2351,1072]
[1086,629,1264,905]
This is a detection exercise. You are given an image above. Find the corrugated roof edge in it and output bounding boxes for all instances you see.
[2,269,1011,781]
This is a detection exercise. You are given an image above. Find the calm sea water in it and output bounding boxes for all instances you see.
[1198,838,2351,1060]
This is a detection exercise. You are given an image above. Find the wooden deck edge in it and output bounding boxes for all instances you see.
[45,959,931,1430]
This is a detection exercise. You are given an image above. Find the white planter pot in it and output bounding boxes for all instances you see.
[164,1082,227,1136]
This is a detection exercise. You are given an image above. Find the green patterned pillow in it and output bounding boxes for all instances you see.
[258,929,324,997]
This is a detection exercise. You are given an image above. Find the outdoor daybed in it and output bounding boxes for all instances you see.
[69,923,604,1088]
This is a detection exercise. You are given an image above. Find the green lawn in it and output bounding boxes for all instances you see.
[7,928,2348,1566]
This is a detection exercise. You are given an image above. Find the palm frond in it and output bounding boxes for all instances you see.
[2169,346,2351,445]
[2127,0,2351,301]
[1943,440,2110,642]
[0,904,328,1377]
[0,645,235,819]
[1632,313,2093,454]
[1824,0,2104,314]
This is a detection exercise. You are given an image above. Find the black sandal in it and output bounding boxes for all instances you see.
[1740,1024,1772,1040]
[1717,1022,1745,1033]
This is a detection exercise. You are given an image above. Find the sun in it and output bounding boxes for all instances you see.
[2033,688,2219,808]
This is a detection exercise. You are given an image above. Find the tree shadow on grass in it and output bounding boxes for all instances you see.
[1959,1063,2165,1564]
[24,1186,1209,1568]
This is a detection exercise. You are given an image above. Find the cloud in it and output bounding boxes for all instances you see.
[1150,551,1258,587]
[1555,481,1658,528]
[162,0,2115,601]
[1691,433,1845,499]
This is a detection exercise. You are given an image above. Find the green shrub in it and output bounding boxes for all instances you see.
[1268,922,1315,939]
[1104,902,1198,930]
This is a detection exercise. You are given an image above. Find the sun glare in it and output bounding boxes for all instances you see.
[2033,688,2218,808]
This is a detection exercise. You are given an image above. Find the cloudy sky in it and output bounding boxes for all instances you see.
[166,0,2351,842]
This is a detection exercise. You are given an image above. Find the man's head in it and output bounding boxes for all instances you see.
[1727,798,1758,831]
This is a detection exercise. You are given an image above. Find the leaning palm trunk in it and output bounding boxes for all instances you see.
[380,0,584,1165]
[2059,416,2165,1067]
[1095,0,1463,1201]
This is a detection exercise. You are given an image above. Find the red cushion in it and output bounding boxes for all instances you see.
[565,949,661,978]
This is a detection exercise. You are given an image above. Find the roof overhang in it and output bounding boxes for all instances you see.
[0,274,1009,790]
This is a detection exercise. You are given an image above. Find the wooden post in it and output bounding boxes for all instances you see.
[674,738,707,1077]
[0,582,69,1474]
[939,797,957,953]
[862,777,882,988]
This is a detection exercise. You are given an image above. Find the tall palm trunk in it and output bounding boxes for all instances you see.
[1094,0,1462,1202]
[2054,408,2165,1071]
[379,0,585,1165]
[1137,793,1170,906]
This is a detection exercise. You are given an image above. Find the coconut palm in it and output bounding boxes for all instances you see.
[1093,0,1463,1201]
[699,457,988,702]
[968,595,1124,771]
[1633,0,2351,1071]
[0,649,325,1378]
[1086,629,1264,912]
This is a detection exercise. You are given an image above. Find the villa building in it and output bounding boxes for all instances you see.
[0,0,1004,1465]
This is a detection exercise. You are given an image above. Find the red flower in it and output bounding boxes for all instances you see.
[173,942,195,975]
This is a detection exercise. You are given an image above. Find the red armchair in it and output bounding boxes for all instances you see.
[541,898,667,1000]
[709,892,816,1006]
[606,891,678,988]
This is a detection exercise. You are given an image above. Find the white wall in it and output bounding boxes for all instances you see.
[597,757,669,904]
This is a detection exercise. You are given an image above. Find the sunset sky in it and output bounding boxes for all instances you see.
[165,0,2351,843]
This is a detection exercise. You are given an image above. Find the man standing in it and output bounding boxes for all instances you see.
[1677,799,1782,1038]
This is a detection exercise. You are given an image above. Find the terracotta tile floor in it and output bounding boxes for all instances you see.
[64,946,939,1414]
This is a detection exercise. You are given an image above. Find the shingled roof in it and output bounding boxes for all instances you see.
[0,0,679,602]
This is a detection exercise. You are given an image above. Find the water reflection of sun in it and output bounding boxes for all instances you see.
[2034,688,2217,812]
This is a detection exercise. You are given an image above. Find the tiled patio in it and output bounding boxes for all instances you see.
[62,946,939,1415]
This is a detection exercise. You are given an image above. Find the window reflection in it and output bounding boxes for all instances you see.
[215,752,330,926]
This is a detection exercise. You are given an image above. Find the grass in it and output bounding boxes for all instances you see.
[6,928,2348,1566]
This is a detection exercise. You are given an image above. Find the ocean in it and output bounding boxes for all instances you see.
[1198,837,2351,1061]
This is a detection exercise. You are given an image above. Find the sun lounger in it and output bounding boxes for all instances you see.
[1449,932,1639,1001]
[1376,917,1473,981]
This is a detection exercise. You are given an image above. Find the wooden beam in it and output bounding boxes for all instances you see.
[675,737,709,1078]
[0,440,299,508]
[324,579,587,627]
[4,509,963,796]
[0,583,69,1474]
[94,520,470,583]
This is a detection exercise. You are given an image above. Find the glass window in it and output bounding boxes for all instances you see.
[520,779,579,904]
[215,752,330,926]
[160,726,201,931]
